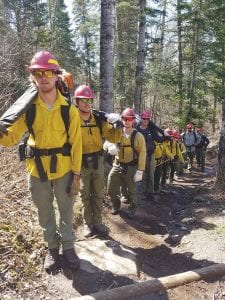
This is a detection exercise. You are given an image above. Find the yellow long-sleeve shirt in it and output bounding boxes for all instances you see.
[0,92,82,179]
[163,139,184,163]
[80,113,122,154]
[115,129,146,171]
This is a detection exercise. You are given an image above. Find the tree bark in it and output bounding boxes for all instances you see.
[99,0,115,112]
[134,0,146,114]
[177,0,183,118]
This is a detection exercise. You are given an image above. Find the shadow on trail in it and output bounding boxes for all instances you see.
[55,236,222,299]
[119,164,223,248]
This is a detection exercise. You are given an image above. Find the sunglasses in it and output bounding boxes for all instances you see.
[142,118,150,121]
[122,117,134,122]
[33,70,56,78]
[80,98,94,104]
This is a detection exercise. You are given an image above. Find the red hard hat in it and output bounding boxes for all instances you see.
[74,85,94,99]
[186,123,193,129]
[196,127,203,133]
[29,51,60,72]
[140,110,152,119]
[173,130,181,139]
[164,128,174,136]
[121,108,135,118]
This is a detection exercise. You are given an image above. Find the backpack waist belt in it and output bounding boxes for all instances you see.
[117,159,138,167]
[82,150,103,169]
[116,159,138,175]
[26,143,71,182]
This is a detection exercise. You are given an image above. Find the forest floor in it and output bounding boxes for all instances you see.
[1,145,225,299]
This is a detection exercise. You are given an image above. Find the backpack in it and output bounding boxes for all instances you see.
[25,102,71,139]
[118,129,138,160]
[18,99,71,162]
[80,109,107,134]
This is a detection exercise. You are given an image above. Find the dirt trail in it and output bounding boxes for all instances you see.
[1,146,225,299]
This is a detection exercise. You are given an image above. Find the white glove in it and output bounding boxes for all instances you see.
[107,143,118,156]
[133,170,143,182]
[106,113,121,124]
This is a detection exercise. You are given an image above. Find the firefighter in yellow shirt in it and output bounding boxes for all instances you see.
[0,51,82,273]
[74,85,122,238]
[107,108,146,219]
[154,139,173,192]
[173,130,186,176]
[161,128,184,185]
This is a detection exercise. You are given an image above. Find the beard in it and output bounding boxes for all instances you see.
[38,82,56,93]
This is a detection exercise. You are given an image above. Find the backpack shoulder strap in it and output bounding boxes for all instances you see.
[130,129,138,158]
[25,104,36,138]
[193,131,197,143]
[60,104,71,138]
[93,113,103,134]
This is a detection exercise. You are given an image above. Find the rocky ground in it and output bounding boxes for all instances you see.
[1,145,225,299]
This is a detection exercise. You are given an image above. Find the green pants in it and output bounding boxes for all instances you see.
[28,172,75,250]
[107,163,137,212]
[80,155,104,226]
[154,163,162,191]
[142,154,156,194]
[186,151,195,169]
[196,148,206,168]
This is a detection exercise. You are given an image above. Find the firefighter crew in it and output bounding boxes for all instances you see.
[107,108,146,219]
[181,123,201,170]
[136,110,155,200]
[195,127,210,171]
[0,51,82,272]
[74,85,122,238]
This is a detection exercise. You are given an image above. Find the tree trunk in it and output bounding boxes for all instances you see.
[99,0,115,112]
[217,100,225,188]
[177,0,183,118]
[134,0,146,114]
[187,1,202,122]
[116,5,126,111]
[75,263,225,300]
[217,45,225,188]
[212,93,217,133]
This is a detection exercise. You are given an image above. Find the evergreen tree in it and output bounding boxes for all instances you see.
[72,0,100,87]
[48,0,78,72]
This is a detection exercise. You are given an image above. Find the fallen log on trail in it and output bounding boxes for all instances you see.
[72,263,225,300]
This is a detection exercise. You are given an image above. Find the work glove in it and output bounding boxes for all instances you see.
[107,143,118,156]
[0,122,8,138]
[68,174,81,196]
[106,113,121,124]
[133,170,143,182]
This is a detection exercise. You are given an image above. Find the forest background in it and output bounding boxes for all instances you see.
[1,0,225,168]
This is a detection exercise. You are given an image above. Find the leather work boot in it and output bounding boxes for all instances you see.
[93,224,109,237]
[83,224,94,238]
[44,248,59,272]
[63,248,80,270]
